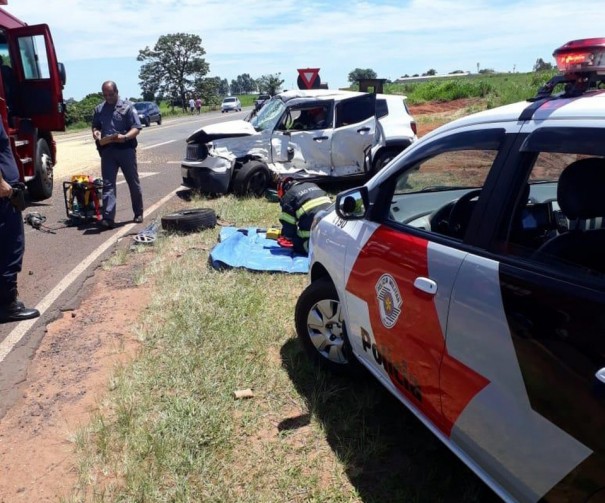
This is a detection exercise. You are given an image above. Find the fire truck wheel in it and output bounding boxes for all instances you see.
[27,139,53,201]
[233,160,271,197]
[161,208,217,233]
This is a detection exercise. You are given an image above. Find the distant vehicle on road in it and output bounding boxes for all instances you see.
[221,96,242,113]
[134,101,162,127]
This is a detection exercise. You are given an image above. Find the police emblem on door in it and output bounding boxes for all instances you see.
[375,274,402,328]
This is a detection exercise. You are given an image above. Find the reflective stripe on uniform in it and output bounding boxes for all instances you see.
[297,229,311,238]
[295,196,332,219]
[279,212,296,224]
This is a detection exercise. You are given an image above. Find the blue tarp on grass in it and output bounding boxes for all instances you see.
[209,227,309,274]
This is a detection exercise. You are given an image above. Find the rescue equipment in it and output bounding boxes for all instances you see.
[63,174,104,223]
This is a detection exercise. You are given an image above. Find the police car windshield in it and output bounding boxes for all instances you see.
[250,99,286,132]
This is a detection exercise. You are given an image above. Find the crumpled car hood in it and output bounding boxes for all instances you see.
[186,119,257,143]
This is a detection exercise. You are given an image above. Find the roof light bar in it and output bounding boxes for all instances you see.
[553,38,605,73]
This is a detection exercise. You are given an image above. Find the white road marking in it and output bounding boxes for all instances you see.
[0,188,179,363]
[140,140,176,150]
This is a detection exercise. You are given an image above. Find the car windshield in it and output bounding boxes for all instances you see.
[249,98,286,132]
[224,97,236,103]
[134,103,148,111]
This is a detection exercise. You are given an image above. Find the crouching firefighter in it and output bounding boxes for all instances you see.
[277,177,332,255]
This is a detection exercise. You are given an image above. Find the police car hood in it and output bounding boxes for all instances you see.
[186,120,256,143]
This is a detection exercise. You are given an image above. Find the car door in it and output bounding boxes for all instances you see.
[330,93,376,177]
[270,100,333,174]
[342,126,509,435]
[445,126,605,503]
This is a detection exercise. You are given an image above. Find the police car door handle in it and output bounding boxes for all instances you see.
[357,127,371,134]
[313,136,329,141]
[413,277,437,295]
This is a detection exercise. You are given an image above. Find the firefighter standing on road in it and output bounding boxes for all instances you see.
[278,177,332,255]
[0,120,39,323]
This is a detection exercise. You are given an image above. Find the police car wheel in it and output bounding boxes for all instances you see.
[295,277,362,374]
[161,208,217,233]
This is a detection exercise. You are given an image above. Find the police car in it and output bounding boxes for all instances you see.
[295,38,605,503]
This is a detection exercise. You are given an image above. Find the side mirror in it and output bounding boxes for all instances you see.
[335,187,369,220]
[57,62,66,87]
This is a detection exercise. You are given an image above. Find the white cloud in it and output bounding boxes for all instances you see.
[3,0,603,99]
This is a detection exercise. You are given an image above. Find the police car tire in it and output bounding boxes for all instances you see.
[233,160,271,197]
[295,277,363,375]
[161,208,217,233]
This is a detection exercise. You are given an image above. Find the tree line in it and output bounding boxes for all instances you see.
[65,33,284,127]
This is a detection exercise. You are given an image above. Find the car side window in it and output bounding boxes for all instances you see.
[386,149,497,239]
[335,94,374,127]
[496,151,605,278]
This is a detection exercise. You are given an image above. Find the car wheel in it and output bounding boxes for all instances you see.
[233,160,271,197]
[295,277,362,374]
[157,115,162,125]
[161,208,217,233]
[144,117,151,127]
[27,138,53,201]
[372,148,399,175]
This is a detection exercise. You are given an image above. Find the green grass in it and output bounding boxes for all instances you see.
[383,70,558,108]
[72,194,500,502]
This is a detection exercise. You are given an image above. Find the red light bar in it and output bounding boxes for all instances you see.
[553,38,605,73]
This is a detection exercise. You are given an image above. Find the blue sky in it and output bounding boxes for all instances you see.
[4,0,604,101]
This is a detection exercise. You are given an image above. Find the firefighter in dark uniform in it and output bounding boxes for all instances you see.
[0,120,39,323]
[278,177,332,255]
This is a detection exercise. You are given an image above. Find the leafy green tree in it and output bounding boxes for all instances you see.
[256,73,284,95]
[478,68,495,74]
[230,78,242,95]
[65,92,103,127]
[194,76,223,107]
[347,68,377,84]
[137,33,209,111]
[533,58,553,72]
[423,68,437,76]
[219,78,230,96]
[237,73,257,93]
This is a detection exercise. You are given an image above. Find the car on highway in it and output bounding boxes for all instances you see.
[181,89,417,196]
[133,101,162,127]
[295,38,605,503]
[221,96,242,113]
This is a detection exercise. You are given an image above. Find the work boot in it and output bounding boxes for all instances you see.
[0,300,40,323]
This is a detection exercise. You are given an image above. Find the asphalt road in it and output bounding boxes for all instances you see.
[0,108,250,418]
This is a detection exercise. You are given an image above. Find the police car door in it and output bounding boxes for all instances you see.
[343,127,505,435]
[330,93,376,177]
[270,101,333,175]
[445,126,605,503]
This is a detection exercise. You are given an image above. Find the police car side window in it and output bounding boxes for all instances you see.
[386,149,496,239]
[499,151,605,278]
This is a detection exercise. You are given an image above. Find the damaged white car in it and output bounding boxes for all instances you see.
[180,89,417,196]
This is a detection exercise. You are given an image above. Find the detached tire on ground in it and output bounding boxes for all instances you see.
[233,160,271,197]
[161,208,217,233]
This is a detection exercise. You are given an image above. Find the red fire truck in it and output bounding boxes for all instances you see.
[0,3,65,200]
